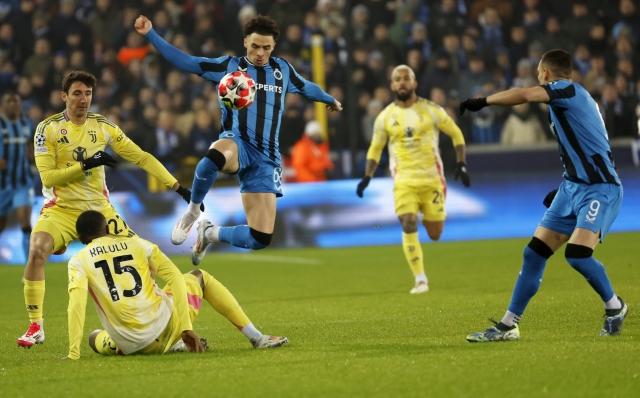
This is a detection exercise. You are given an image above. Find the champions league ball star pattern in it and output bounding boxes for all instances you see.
[218,71,257,110]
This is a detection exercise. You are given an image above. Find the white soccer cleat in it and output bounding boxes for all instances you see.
[191,220,214,266]
[171,213,198,245]
[252,335,289,349]
[17,321,45,348]
[410,281,429,294]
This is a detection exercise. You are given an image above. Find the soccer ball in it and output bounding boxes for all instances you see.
[218,71,257,110]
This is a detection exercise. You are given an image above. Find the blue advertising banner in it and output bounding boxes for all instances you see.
[1,168,638,265]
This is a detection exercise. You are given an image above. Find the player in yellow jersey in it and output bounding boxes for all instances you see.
[18,71,201,348]
[61,210,287,359]
[356,65,471,294]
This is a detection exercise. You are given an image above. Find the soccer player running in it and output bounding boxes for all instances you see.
[0,92,34,263]
[134,15,342,265]
[61,210,287,360]
[461,49,627,342]
[18,71,200,348]
[356,65,470,294]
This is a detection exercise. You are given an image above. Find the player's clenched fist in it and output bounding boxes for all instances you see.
[459,97,488,115]
[134,15,153,35]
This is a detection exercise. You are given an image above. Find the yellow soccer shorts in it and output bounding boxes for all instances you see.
[32,203,135,254]
[95,274,204,357]
[394,182,447,222]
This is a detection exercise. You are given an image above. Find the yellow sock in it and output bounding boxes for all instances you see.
[24,279,45,323]
[201,271,250,329]
[402,232,424,276]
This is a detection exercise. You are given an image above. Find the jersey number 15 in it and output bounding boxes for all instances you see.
[94,255,143,302]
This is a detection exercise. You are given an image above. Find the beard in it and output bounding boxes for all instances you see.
[395,89,414,101]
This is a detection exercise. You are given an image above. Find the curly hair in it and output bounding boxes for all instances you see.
[243,15,280,41]
[62,71,98,93]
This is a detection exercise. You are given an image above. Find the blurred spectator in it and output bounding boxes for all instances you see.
[49,0,91,56]
[0,22,21,67]
[350,4,370,44]
[573,45,591,76]
[583,54,607,94]
[459,55,492,101]
[418,51,458,99]
[509,26,529,73]
[470,0,512,22]
[22,38,52,79]
[188,109,216,160]
[110,5,140,49]
[429,0,466,46]
[587,24,607,57]
[561,1,599,46]
[478,7,505,55]
[537,16,574,54]
[368,23,399,67]
[388,2,416,48]
[606,36,640,78]
[360,99,383,146]
[291,120,334,183]
[117,31,150,67]
[405,22,431,60]
[500,102,546,146]
[0,59,18,92]
[268,0,304,33]
[280,94,306,158]
[613,0,640,44]
[90,0,119,43]
[360,0,394,28]
[440,32,466,73]
[518,0,546,39]
[469,81,507,144]
[152,110,181,170]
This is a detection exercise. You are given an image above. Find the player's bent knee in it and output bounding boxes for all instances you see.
[565,243,593,260]
[205,148,227,170]
[188,269,204,290]
[249,228,272,250]
[526,237,554,259]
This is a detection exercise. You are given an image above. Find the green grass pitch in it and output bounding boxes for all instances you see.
[1,233,639,397]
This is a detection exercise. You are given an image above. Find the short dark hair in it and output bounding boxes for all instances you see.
[76,210,107,240]
[243,15,280,41]
[62,71,98,93]
[541,49,572,78]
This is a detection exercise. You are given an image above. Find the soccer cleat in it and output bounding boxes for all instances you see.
[171,213,198,245]
[168,337,209,352]
[17,321,45,348]
[410,281,429,294]
[191,220,214,266]
[600,297,628,336]
[252,335,289,349]
[466,319,520,342]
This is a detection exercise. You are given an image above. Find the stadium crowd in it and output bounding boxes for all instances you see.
[1,0,639,179]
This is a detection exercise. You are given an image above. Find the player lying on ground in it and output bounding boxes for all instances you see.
[18,71,201,348]
[62,210,288,360]
[357,65,470,294]
[460,49,627,342]
[0,92,34,263]
[135,14,342,265]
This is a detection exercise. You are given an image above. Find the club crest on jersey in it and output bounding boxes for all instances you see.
[72,146,87,161]
[35,133,46,147]
[405,127,415,137]
[273,69,282,80]
[60,129,67,135]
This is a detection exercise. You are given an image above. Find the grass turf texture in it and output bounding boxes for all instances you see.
[1,233,639,397]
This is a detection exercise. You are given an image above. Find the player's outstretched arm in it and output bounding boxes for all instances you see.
[282,59,342,111]
[64,287,88,360]
[135,15,204,76]
[459,86,551,114]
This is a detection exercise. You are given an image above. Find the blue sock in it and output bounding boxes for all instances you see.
[191,157,218,204]
[22,227,31,263]
[566,256,615,302]
[507,245,549,315]
[218,225,268,250]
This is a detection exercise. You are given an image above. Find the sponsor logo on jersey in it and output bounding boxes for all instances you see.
[257,83,283,93]
[57,136,70,144]
[72,146,87,161]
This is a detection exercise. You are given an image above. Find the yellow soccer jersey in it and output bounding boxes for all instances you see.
[34,111,177,211]
[67,235,191,357]
[367,98,465,187]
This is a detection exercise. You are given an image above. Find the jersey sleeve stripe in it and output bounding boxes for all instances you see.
[281,59,304,90]
[199,56,231,74]
[267,59,284,161]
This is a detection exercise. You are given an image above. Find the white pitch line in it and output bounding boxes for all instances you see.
[215,254,322,265]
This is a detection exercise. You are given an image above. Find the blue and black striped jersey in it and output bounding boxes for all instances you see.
[146,29,335,165]
[0,115,33,191]
[541,80,621,185]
